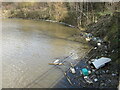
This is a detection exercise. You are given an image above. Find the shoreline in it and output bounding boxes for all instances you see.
[3,17,89,44]
[6,17,77,29]
[53,44,119,88]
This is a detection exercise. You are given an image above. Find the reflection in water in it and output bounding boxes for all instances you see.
[2,19,89,88]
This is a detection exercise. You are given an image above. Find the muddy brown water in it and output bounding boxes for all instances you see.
[2,19,90,88]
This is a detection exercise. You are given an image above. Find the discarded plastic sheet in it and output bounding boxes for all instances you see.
[92,57,111,69]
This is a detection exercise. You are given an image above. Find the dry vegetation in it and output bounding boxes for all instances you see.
[2,2,120,28]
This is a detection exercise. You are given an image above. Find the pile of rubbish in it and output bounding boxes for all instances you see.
[67,57,112,86]
[49,53,118,88]
[81,33,105,47]
[50,32,118,88]
[53,56,118,88]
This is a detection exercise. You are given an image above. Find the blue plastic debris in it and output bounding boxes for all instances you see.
[82,68,89,76]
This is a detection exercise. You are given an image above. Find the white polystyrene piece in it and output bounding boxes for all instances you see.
[92,57,111,69]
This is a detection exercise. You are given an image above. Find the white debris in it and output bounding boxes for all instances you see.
[88,71,91,74]
[91,59,95,62]
[97,42,101,46]
[97,39,103,43]
[59,63,64,65]
[13,65,15,67]
[94,78,98,82]
[76,67,79,70]
[70,67,76,74]
[88,61,92,64]
[53,59,60,64]
[92,37,97,41]
[80,70,82,75]
[112,73,116,76]
[21,71,24,73]
[106,70,109,73]
[70,51,78,59]
[92,69,95,72]
[84,76,93,84]
[112,50,115,53]
[85,38,91,42]
[94,47,97,49]
[105,51,108,53]
[104,45,108,49]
